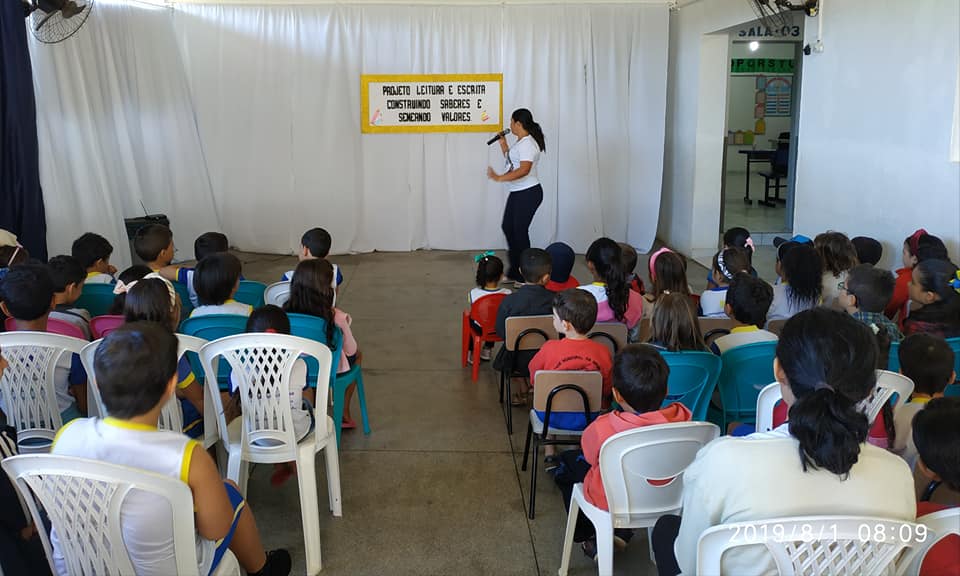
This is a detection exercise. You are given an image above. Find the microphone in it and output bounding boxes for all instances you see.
[486,129,509,145]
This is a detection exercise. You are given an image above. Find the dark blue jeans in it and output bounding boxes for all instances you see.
[501,184,543,281]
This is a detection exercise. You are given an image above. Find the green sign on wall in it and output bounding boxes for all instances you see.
[731,58,795,75]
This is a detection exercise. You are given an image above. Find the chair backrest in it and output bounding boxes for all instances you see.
[234,280,267,308]
[697,515,930,576]
[947,337,960,382]
[4,317,88,341]
[532,371,603,431]
[264,281,291,307]
[716,341,778,424]
[504,315,558,351]
[287,313,344,384]
[172,282,194,321]
[599,422,720,527]
[755,382,782,433]
[638,317,652,344]
[89,315,125,340]
[469,293,508,337]
[907,507,960,574]
[73,284,117,318]
[2,454,203,576]
[766,319,787,336]
[861,370,914,424]
[199,333,332,462]
[887,339,901,372]
[587,322,628,356]
[945,384,960,397]
[659,351,722,422]
[179,314,248,341]
[0,332,88,452]
[697,317,737,336]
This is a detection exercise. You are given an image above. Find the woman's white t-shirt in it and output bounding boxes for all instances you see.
[505,135,541,192]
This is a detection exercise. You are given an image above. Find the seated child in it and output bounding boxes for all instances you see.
[840,264,903,341]
[893,334,955,468]
[47,255,92,340]
[712,273,777,355]
[618,242,644,295]
[528,289,613,408]
[642,248,691,322]
[0,264,85,422]
[887,230,949,321]
[699,248,750,318]
[648,293,707,352]
[551,344,691,557]
[51,322,291,576]
[903,259,960,338]
[912,397,960,576]
[108,265,153,314]
[494,248,555,375]
[71,232,117,284]
[851,236,882,266]
[282,227,343,290]
[159,231,230,308]
[706,227,756,289]
[580,238,643,340]
[771,234,813,284]
[190,253,253,317]
[767,244,822,322]
[545,242,579,292]
[469,253,511,363]
[814,231,860,309]
[133,224,176,271]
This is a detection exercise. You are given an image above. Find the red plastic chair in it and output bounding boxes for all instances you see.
[90,315,125,339]
[4,316,87,340]
[461,293,508,381]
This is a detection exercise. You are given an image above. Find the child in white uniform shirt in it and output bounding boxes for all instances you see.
[189,253,253,318]
[71,232,117,284]
[699,248,751,318]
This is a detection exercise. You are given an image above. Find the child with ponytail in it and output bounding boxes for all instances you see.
[706,227,757,289]
[468,252,511,362]
[903,259,960,338]
[699,248,751,318]
[579,238,644,341]
[886,230,950,321]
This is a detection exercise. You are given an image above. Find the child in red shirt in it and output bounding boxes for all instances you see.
[551,344,692,558]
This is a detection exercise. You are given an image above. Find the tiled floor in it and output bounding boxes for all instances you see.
[721,170,790,235]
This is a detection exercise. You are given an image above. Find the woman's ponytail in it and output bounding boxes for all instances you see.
[511,108,546,152]
[788,388,869,477]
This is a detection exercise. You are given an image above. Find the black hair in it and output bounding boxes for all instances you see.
[586,238,630,322]
[552,289,598,335]
[546,242,576,283]
[652,252,690,298]
[519,248,552,285]
[844,264,895,313]
[94,322,179,419]
[511,108,545,152]
[123,278,177,331]
[301,228,332,258]
[916,235,949,263]
[194,252,242,306]
[247,304,291,334]
[912,397,960,491]
[899,334,955,396]
[619,243,638,278]
[475,255,505,288]
[0,245,29,268]
[46,255,86,293]
[781,245,823,309]
[613,344,670,412]
[0,263,54,321]
[283,259,337,348]
[776,240,800,263]
[649,292,706,352]
[851,237,882,266]
[779,308,878,476]
[712,248,751,283]
[109,265,153,315]
[913,259,960,325]
[815,231,859,276]
[726,273,774,326]
[194,232,229,262]
[71,233,113,270]
[723,227,753,255]
[133,224,173,263]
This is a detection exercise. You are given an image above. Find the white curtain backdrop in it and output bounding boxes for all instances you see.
[30,1,668,260]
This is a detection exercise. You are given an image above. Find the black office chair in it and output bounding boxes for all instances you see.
[758,140,789,207]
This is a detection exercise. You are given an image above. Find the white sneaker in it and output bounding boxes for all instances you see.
[480,347,492,361]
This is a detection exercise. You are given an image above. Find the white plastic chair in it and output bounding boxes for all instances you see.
[264,281,291,307]
[199,333,340,576]
[755,381,782,433]
[862,370,914,423]
[0,332,88,453]
[558,421,720,576]
[1,454,239,576]
[906,507,960,574]
[697,515,931,575]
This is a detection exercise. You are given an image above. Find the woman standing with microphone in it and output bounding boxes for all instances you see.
[487,108,546,283]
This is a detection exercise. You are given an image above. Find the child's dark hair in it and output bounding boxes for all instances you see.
[247,304,291,334]
[723,227,753,257]
[652,252,690,298]
[726,273,774,326]
[552,289,598,335]
[47,255,86,293]
[194,252,242,306]
[546,242,575,283]
[519,248,552,284]
[194,232,229,262]
[781,245,823,309]
[109,265,152,315]
[586,238,630,322]
[650,292,706,352]
[133,224,173,263]
[95,322,178,419]
[850,237,882,266]
[912,397,960,491]
[899,334,955,396]
[0,245,29,268]
[301,228,332,258]
[915,234,949,263]
[778,308,878,476]
[844,264,895,313]
[475,254,504,288]
[124,278,177,331]
[619,243,638,278]
[712,248,751,283]
[815,231,859,276]
[0,264,54,321]
[71,233,113,270]
[913,259,960,323]
[613,344,670,412]
[511,108,546,152]
[283,259,337,348]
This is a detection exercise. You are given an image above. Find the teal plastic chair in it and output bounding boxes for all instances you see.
[234,281,266,308]
[74,284,117,317]
[887,340,901,372]
[715,341,777,430]
[945,384,960,397]
[173,282,194,322]
[288,313,371,446]
[659,351,722,422]
[179,314,248,390]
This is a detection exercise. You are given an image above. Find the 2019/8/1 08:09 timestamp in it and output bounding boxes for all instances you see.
[725,522,929,544]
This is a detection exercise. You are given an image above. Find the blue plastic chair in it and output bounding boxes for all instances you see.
[179,314,248,389]
[288,313,371,446]
[234,281,266,308]
[887,340,901,372]
[945,384,960,398]
[659,351,722,422]
[74,284,117,317]
[173,282,194,321]
[715,341,778,430]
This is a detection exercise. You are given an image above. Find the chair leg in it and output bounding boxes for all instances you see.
[296,447,323,575]
[461,313,470,368]
[332,382,346,448]
[528,436,539,520]
[505,376,513,435]
[354,369,371,436]
[647,526,656,565]
[471,335,481,381]
[521,421,532,471]
[226,453,248,497]
[499,371,505,404]
[323,435,342,517]
[558,493,580,576]
[596,517,615,576]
